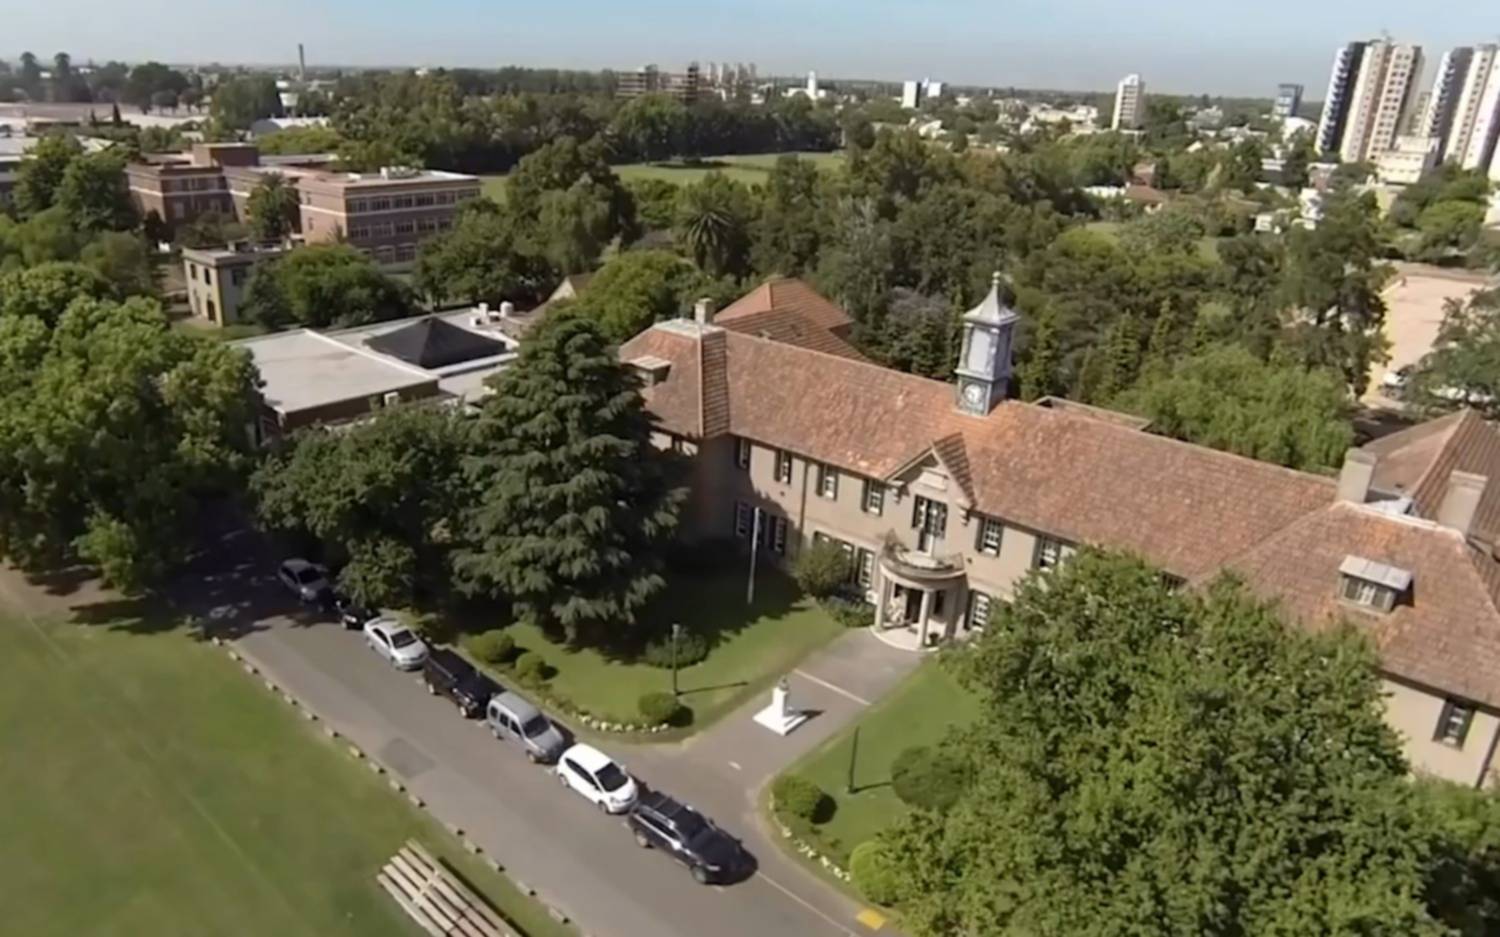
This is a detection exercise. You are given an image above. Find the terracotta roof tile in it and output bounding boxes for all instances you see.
[1365,410,1500,543]
[1222,502,1500,707]
[715,277,854,332]
[716,308,870,361]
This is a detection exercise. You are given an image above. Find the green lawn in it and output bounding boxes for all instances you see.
[469,568,843,732]
[779,661,981,863]
[481,150,846,202]
[0,606,571,937]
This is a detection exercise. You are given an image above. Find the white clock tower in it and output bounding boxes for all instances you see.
[955,272,1020,415]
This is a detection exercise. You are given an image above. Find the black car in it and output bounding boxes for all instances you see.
[325,591,375,630]
[628,791,746,884]
[422,648,498,718]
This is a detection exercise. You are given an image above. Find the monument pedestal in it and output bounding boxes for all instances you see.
[753,679,808,736]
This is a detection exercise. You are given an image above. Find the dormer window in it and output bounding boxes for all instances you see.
[1337,556,1411,614]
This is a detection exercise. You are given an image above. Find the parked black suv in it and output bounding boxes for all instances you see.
[422,648,498,718]
[628,791,746,884]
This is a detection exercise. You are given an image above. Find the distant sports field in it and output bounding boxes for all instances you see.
[481,150,845,201]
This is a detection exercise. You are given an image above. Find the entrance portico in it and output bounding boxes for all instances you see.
[873,537,965,651]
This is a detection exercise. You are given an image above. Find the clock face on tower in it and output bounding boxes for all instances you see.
[962,381,985,408]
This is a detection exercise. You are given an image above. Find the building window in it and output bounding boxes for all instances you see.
[231,268,245,287]
[1340,574,1398,613]
[912,496,947,552]
[967,591,993,630]
[768,515,788,555]
[733,501,752,539]
[817,464,838,499]
[734,437,751,471]
[189,264,198,282]
[1034,536,1074,570]
[976,516,1003,556]
[855,547,875,591]
[862,480,884,516]
[1434,699,1475,748]
[774,450,793,484]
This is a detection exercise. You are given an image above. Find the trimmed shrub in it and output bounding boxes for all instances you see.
[638,691,685,726]
[514,651,546,685]
[640,629,710,668]
[772,774,833,824]
[468,630,515,665]
[849,840,903,905]
[793,541,852,598]
[820,596,875,629]
[890,745,969,812]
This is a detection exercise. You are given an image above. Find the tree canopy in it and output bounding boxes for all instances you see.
[242,244,411,329]
[452,309,682,645]
[878,551,1458,936]
[1115,343,1355,471]
[1406,288,1500,419]
[252,406,473,606]
[245,173,300,242]
[0,290,257,590]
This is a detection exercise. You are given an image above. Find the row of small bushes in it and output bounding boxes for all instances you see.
[469,630,549,685]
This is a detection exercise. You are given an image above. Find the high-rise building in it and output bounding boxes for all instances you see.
[1317,42,1367,154]
[1421,47,1474,160]
[1447,44,1500,173]
[615,63,701,103]
[1336,39,1424,163]
[925,79,945,99]
[1273,83,1303,119]
[806,70,818,98]
[1112,73,1146,130]
[901,80,922,110]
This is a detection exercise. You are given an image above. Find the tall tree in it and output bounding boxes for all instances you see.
[565,249,709,342]
[242,244,411,329]
[412,203,550,307]
[0,295,257,589]
[252,406,473,606]
[209,75,283,130]
[751,155,827,276]
[11,134,81,217]
[245,173,300,241]
[453,310,683,645]
[880,551,1443,936]
[674,172,754,278]
[1114,343,1354,470]
[1406,288,1500,419]
[55,151,136,232]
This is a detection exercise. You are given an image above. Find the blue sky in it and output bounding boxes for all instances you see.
[7,0,1498,96]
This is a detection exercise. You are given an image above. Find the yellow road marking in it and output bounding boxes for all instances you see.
[856,908,887,930]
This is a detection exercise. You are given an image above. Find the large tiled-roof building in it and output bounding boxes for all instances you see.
[622,276,1500,787]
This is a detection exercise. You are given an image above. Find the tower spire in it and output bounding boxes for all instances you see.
[954,271,1021,415]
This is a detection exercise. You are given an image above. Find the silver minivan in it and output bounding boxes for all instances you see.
[485,692,567,764]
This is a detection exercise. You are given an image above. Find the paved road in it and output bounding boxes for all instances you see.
[174,521,923,937]
[232,606,869,937]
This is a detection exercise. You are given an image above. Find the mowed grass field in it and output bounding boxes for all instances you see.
[481,150,845,201]
[0,606,568,937]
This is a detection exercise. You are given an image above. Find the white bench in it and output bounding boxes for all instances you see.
[377,839,516,937]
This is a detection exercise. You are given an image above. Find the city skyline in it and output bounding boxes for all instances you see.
[5,0,1498,98]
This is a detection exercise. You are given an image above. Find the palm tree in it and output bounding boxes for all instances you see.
[674,173,750,278]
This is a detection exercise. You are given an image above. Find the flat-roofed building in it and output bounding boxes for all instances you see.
[125,142,253,227]
[181,241,289,326]
[234,308,518,439]
[288,165,481,266]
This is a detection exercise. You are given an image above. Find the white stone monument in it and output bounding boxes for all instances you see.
[753,676,809,736]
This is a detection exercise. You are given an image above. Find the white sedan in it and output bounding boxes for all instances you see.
[556,743,639,814]
[363,617,428,671]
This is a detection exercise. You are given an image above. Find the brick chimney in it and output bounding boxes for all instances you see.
[1437,471,1487,537]
[1336,449,1377,504]
[693,298,714,324]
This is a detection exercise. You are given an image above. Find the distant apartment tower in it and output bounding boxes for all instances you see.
[1316,42,1367,154]
[1112,74,1146,130]
[1420,46,1474,159]
[1334,39,1424,163]
[901,80,923,109]
[1446,44,1500,173]
[1273,83,1303,119]
[616,63,701,103]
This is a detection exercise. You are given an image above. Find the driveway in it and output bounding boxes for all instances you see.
[168,524,921,937]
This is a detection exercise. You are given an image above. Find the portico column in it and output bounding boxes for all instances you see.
[917,588,934,647]
[874,569,887,631]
